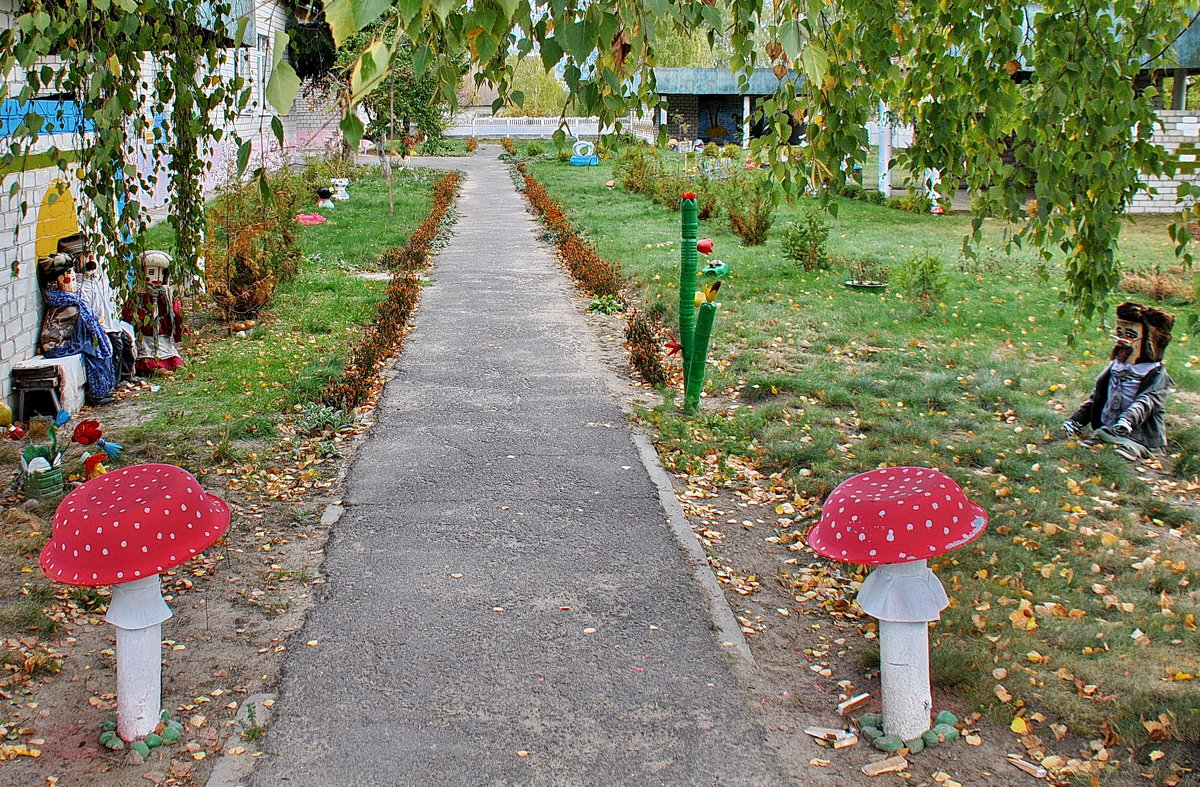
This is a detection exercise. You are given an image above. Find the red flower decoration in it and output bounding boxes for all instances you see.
[665,334,683,357]
[680,192,696,200]
[72,419,103,445]
[9,426,25,440]
[83,454,107,479]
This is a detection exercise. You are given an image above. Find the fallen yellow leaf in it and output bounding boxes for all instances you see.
[1011,716,1031,734]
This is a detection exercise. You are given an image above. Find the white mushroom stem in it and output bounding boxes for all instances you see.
[878,620,933,740]
[105,575,173,741]
[858,560,949,741]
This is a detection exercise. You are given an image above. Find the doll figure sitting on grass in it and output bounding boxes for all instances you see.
[1062,301,1175,461]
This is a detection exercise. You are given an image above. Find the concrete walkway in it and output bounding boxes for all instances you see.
[248,149,789,785]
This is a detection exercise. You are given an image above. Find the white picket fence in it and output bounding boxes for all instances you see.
[445,112,913,148]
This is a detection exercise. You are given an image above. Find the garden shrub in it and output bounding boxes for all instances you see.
[525,142,544,157]
[615,147,652,194]
[723,172,778,246]
[847,256,890,283]
[501,137,517,155]
[556,149,571,162]
[781,207,830,271]
[702,142,721,158]
[863,190,886,205]
[839,182,864,200]
[886,192,931,213]
[465,137,478,153]
[895,251,948,313]
[624,311,667,386]
[204,167,306,321]
[693,175,720,220]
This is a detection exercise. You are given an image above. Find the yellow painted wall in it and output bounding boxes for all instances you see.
[35,179,79,259]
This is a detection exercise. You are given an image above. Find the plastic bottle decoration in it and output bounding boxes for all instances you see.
[808,467,987,745]
[122,251,184,374]
[316,186,335,209]
[18,417,66,499]
[40,464,230,742]
[569,140,599,166]
[678,194,730,414]
[330,178,350,201]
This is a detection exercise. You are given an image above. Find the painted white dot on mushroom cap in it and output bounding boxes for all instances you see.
[141,546,148,552]
[120,540,127,547]
[858,533,866,541]
[943,527,950,534]
[143,507,150,514]
[72,550,78,557]
[869,549,877,556]
[931,502,939,509]
[117,572,123,579]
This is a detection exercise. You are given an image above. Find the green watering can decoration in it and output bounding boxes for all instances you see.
[677,193,731,414]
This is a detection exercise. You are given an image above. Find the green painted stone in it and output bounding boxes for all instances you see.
[145,733,163,749]
[859,726,884,743]
[931,723,960,741]
[167,720,183,732]
[858,712,884,729]
[131,740,151,757]
[99,730,119,748]
[160,709,170,721]
[934,710,959,727]
[873,734,905,752]
[160,727,182,743]
[100,720,117,732]
[922,729,940,747]
[904,736,925,754]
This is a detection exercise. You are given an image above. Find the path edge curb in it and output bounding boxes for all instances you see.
[630,431,756,671]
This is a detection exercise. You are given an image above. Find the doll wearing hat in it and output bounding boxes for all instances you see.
[122,251,184,373]
[1063,302,1175,460]
[37,253,115,405]
[61,234,138,388]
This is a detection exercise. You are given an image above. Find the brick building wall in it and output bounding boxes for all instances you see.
[0,0,324,410]
[1129,109,1200,214]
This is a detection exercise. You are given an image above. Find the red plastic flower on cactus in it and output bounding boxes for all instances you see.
[665,334,683,357]
[83,454,107,479]
[72,419,103,446]
[680,192,696,200]
[8,426,24,440]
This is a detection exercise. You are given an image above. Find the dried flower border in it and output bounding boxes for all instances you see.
[514,162,667,387]
[322,171,463,410]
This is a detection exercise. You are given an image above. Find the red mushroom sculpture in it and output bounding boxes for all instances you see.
[40,464,229,742]
[809,467,986,742]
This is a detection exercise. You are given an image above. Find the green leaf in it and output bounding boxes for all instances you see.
[233,16,250,48]
[323,0,391,46]
[800,42,827,86]
[351,40,392,102]
[265,31,300,115]
[271,116,285,150]
[236,139,252,177]
[340,112,365,150]
[540,36,563,71]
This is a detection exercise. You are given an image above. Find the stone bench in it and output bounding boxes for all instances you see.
[11,354,87,420]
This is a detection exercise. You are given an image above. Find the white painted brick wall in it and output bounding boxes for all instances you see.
[1129,109,1200,214]
[0,0,332,410]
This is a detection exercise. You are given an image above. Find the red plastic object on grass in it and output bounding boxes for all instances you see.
[696,238,714,254]
[808,466,986,565]
[296,213,328,226]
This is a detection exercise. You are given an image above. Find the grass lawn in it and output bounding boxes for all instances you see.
[526,150,1200,747]
[130,169,437,452]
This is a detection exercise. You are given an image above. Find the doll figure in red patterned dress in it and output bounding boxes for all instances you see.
[122,251,184,374]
